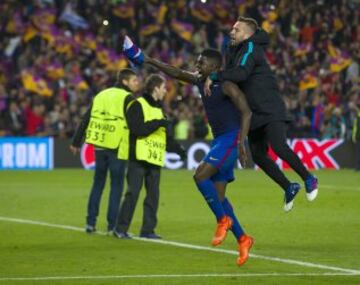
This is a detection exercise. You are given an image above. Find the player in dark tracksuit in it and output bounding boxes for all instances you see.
[206,17,318,211]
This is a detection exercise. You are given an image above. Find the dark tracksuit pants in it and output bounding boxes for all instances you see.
[248,121,310,191]
[115,160,160,235]
[87,149,126,231]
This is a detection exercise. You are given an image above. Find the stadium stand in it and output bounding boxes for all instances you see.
[0,0,358,139]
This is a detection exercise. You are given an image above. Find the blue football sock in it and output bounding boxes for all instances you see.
[222,198,244,240]
[196,179,225,221]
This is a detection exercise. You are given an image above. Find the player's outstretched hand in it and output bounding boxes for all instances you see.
[238,142,247,168]
[123,35,144,66]
[69,145,80,155]
[204,76,213,96]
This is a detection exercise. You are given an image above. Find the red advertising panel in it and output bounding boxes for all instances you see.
[266,139,344,170]
[78,139,352,170]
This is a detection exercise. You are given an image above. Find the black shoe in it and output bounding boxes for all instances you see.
[107,226,115,236]
[284,183,301,212]
[85,225,96,234]
[113,230,132,239]
[305,175,318,201]
[140,233,162,239]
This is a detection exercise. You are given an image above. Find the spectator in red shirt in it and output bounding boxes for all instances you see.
[300,20,318,44]
[25,104,45,136]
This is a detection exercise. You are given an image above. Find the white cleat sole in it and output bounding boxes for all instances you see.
[284,201,294,212]
[306,188,318,201]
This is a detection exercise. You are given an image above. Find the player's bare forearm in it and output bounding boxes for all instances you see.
[222,81,252,143]
[144,55,198,84]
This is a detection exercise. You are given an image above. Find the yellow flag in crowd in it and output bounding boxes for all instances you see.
[21,70,53,97]
[157,4,168,25]
[299,72,319,91]
[72,75,89,91]
[112,3,135,19]
[191,4,213,23]
[171,20,193,42]
[327,43,352,73]
[139,24,162,37]
[23,25,38,42]
[46,63,65,80]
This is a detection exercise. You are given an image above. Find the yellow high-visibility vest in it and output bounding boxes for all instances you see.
[205,123,214,140]
[174,119,190,140]
[352,111,360,143]
[86,87,130,159]
[135,97,166,166]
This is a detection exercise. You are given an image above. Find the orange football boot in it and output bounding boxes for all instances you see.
[237,234,254,266]
[211,216,233,246]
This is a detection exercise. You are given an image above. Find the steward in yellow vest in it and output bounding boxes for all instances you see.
[114,74,186,239]
[86,87,130,158]
[134,96,167,166]
[70,68,139,233]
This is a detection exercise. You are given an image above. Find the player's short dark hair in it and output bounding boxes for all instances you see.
[237,16,259,33]
[201,49,222,68]
[144,74,166,95]
[116,68,136,88]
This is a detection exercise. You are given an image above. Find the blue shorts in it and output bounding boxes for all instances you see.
[203,129,239,183]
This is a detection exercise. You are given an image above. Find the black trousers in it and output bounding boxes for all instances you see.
[115,160,161,234]
[87,149,126,230]
[248,121,310,191]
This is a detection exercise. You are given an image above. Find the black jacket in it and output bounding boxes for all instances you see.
[126,93,184,165]
[4,110,24,135]
[218,29,289,130]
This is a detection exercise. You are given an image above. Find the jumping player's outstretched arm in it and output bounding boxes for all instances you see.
[222,81,252,166]
[144,55,199,84]
[123,35,198,84]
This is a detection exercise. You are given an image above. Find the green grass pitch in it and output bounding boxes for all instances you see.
[0,169,359,284]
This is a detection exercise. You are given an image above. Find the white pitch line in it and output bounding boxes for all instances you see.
[132,237,360,274]
[0,217,86,233]
[0,272,359,282]
[0,216,360,275]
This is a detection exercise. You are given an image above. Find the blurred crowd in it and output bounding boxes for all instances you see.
[0,0,359,140]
